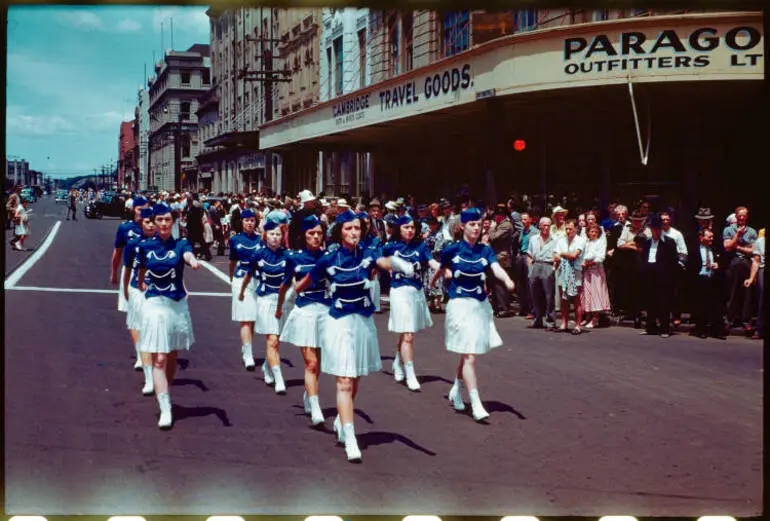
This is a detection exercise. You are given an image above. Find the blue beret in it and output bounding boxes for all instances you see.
[335,209,359,225]
[240,208,256,219]
[263,220,281,231]
[460,207,483,223]
[301,214,321,232]
[266,209,290,225]
[139,207,154,220]
[356,211,369,221]
[152,203,171,217]
[395,214,414,227]
[133,196,148,207]
[384,214,398,226]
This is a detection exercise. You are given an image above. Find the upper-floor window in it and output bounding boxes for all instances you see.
[515,9,538,31]
[202,69,211,84]
[402,12,414,73]
[443,11,470,57]
[333,36,343,96]
[358,28,367,88]
[180,101,191,118]
[181,71,191,85]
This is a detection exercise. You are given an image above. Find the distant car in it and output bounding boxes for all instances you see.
[20,188,37,204]
[85,194,126,219]
[55,190,68,204]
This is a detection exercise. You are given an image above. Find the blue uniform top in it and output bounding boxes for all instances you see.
[123,233,152,289]
[361,235,383,258]
[440,240,498,301]
[383,240,432,290]
[137,236,193,301]
[114,220,143,249]
[228,232,263,279]
[250,246,290,297]
[283,248,331,307]
[309,244,380,318]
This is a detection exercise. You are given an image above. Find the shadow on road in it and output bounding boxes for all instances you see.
[172,404,232,427]
[177,358,190,371]
[380,355,395,362]
[172,378,209,392]
[255,357,295,368]
[316,407,375,424]
[484,400,526,420]
[358,431,437,456]
[420,374,454,386]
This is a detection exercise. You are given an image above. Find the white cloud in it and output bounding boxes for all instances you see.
[7,114,76,136]
[117,18,141,32]
[152,6,209,37]
[60,11,104,30]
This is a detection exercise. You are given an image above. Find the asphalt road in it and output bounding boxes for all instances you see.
[4,198,762,516]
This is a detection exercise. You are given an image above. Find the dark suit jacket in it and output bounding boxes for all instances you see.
[640,235,679,284]
[686,240,723,280]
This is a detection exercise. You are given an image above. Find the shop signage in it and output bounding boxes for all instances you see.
[238,152,265,170]
[563,26,762,75]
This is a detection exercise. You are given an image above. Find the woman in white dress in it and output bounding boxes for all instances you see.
[382,214,441,391]
[293,210,414,461]
[277,215,329,426]
[228,209,262,370]
[431,207,515,422]
[581,223,611,328]
[11,197,29,251]
[136,205,200,429]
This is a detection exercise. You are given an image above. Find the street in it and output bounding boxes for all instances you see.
[4,198,762,516]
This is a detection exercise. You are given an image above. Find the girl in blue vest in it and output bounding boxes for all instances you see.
[228,208,262,371]
[122,206,157,396]
[383,214,441,391]
[277,215,330,426]
[293,210,414,462]
[357,211,384,312]
[240,220,291,394]
[136,204,201,429]
[432,207,515,422]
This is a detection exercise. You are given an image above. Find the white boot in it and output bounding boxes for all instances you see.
[343,423,362,462]
[392,351,404,382]
[157,392,173,429]
[134,345,143,371]
[309,395,325,426]
[141,365,154,396]
[404,361,421,391]
[468,388,490,422]
[303,391,311,415]
[272,366,286,394]
[448,378,466,411]
[241,343,255,371]
[333,415,345,444]
[262,360,274,385]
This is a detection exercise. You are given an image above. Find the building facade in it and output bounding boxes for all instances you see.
[118,120,137,190]
[136,88,150,191]
[6,159,30,188]
[147,43,211,192]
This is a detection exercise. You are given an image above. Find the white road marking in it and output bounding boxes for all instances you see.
[6,286,230,297]
[4,221,62,289]
[197,259,232,285]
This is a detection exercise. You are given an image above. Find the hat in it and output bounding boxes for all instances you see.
[356,211,370,221]
[630,210,645,221]
[298,189,316,205]
[263,220,280,231]
[384,214,398,226]
[336,198,351,208]
[648,213,663,229]
[551,205,568,215]
[240,208,256,220]
[139,207,154,219]
[335,209,358,225]
[368,198,381,209]
[266,209,290,225]
[152,203,171,217]
[385,201,398,211]
[439,200,453,209]
[301,214,321,231]
[321,199,330,208]
[694,207,714,220]
[460,207,483,223]
[133,196,149,207]
[395,214,414,227]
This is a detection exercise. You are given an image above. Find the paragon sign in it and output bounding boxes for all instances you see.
[563,26,762,75]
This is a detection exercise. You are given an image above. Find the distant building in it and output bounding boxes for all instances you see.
[119,120,137,190]
[136,88,151,191]
[6,158,29,188]
[147,43,211,192]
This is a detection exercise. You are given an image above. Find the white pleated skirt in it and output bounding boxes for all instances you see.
[388,285,434,333]
[321,313,381,377]
[445,297,503,354]
[254,292,285,335]
[138,296,195,353]
[371,277,381,312]
[125,285,145,331]
[280,302,329,348]
[231,277,259,322]
[117,266,128,312]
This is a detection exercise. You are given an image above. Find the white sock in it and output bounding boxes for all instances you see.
[142,365,153,384]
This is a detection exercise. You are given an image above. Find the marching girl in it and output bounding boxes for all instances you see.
[293,210,414,462]
[122,207,157,396]
[383,214,441,391]
[136,204,200,429]
[277,215,329,426]
[228,208,263,371]
[240,219,291,394]
[357,211,384,312]
[110,196,149,369]
[431,207,515,422]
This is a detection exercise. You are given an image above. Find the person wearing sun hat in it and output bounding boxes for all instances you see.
[430,207,515,423]
[292,209,416,462]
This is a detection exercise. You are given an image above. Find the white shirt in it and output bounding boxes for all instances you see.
[663,227,688,256]
[583,237,607,264]
[754,236,765,269]
[648,239,660,263]
[556,234,586,270]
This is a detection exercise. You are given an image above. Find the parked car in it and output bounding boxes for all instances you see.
[20,188,37,204]
[55,190,68,204]
[84,194,126,219]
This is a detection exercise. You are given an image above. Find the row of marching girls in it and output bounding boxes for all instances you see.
[113,199,200,429]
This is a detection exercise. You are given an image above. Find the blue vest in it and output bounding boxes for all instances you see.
[383,240,432,290]
[114,220,142,249]
[253,246,289,296]
[138,236,193,301]
[309,245,379,318]
[440,240,498,301]
[284,248,331,307]
[228,232,263,279]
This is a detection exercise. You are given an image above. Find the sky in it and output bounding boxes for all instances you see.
[6,5,211,179]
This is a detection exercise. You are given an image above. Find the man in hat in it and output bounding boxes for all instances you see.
[368,198,387,243]
[639,214,679,337]
[288,189,317,249]
[488,203,516,317]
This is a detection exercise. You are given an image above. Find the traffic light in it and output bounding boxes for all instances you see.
[513,139,526,152]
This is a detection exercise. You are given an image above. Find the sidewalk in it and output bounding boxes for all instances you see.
[4,197,70,276]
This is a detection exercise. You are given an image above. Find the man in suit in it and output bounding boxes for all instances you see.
[688,228,726,339]
[488,203,515,317]
[367,198,387,243]
[640,214,679,337]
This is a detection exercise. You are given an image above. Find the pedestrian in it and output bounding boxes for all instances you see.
[110,196,149,320]
[278,215,329,426]
[432,207,515,422]
[228,208,263,371]
[527,217,558,328]
[67,189,78,221]
[689,228,726,339]
[744,233,765,340]
[554,219,586,334]
[136,204,200,429]
[122,207,157,395]
[423,215,446,313]
[239,219,291,394]
[722,206,757,331]
[292,209,415,462]
[10,196,28,251]
[580,223,611,328]
[383,213,439,392]
[639,214,679,338]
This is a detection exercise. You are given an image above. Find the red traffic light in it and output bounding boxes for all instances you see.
[513,139,526,152]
